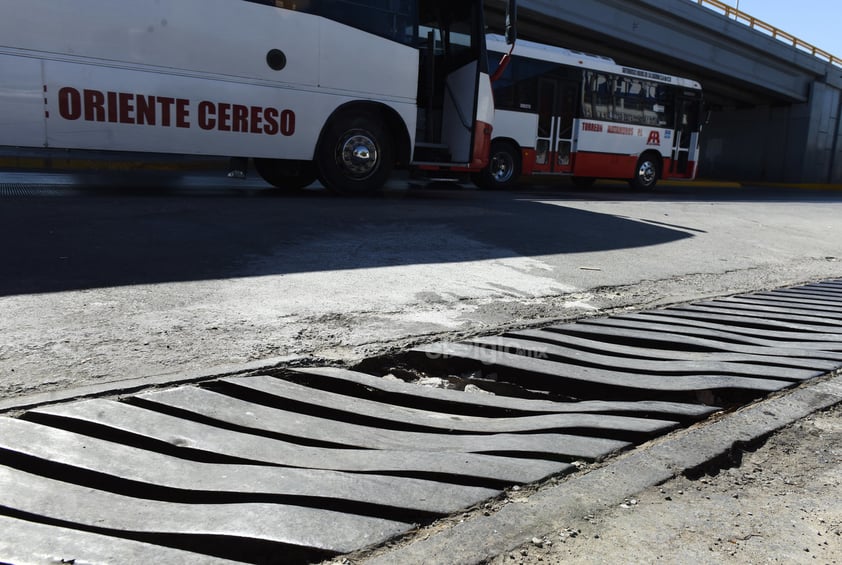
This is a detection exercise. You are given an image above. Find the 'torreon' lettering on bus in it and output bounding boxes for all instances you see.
[53,87,296,136]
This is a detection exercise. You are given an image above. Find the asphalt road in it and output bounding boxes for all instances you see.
[1,170,841,401]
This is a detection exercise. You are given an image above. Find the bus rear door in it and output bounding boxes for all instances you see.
[669,94,702,178]
[532,78,577,174]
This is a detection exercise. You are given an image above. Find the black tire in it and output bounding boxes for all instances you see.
[472,140,521,190]
[316,111,393,195]
[629,153,661,190]
[571,176,596,189]
[253,158,317,190]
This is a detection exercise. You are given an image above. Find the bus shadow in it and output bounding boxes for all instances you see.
[0,178,698,296]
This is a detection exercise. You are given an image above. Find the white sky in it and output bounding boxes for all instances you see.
[721,0,842,58]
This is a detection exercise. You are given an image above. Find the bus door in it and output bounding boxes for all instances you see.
[533,78,577,174]
[670,95,701,177]
[416,0,488,166]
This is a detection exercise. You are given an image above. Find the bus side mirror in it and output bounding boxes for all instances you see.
[505,0,517,45]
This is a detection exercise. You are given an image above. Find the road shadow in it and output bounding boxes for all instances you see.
[0,171,704,296]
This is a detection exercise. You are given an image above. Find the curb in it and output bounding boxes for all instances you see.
[356,371,842,565]
[0,354,305,415]
[0,154,226,174]
[2,154,840,190]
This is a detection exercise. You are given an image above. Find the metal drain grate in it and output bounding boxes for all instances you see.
[1,280,841,563]
[0,183,76,197]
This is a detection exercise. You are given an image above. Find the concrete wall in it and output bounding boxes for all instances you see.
[804,81,842,184]
[702,81,842,183]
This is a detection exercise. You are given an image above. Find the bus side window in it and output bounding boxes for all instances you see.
[581,86,593,118]
[586,71,615,121]
[658,85,674,128]
[582,71,596,119]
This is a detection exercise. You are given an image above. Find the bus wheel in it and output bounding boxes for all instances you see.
[473,141,520,190]
[629,153,660,190]
[253,159,317,190]
[571,176,596,189]
[317,112,393,195]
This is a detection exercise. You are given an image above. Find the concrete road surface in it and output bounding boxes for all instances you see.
[1,172,841,401]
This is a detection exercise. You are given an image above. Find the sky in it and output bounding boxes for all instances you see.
[722,0,842,59]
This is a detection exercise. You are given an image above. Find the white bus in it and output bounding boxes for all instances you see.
[475,35,704,190]
[0,0,516,194]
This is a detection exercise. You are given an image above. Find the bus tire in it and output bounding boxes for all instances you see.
[316,111,393,195]
[473,140,521,190]
[629,153,660,190]
[253,158,317,190]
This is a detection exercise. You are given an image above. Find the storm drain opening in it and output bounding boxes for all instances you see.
[1,279,842,564]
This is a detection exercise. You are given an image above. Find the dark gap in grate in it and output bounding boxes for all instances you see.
[504,328,828,371]
[347,469,532,490]
[20,412,262,466]
[308,363,716,425]
[731,295,842,314]
[202,379,498,436]
[542,326,724,353]
[578,318,727,340]
[637,310,842,338]
[654,309,840,333]
[348,357,573,405]
[501,329,659,362]
[396,349,763,408]
[0,506,331,565]
[201,379,646,452]
[681,303,842,328]
[469,449,619,464]
[463,339,782,379]
[123,396,352,450]
[631,321,842,349]
[20,405,520,491]
[0,449,443,524]
[760,289,842,303]
[277,366,551,417]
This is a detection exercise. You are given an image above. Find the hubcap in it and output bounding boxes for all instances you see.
[638,160,657,186]
[339,133,378,179]
[490,151,514,183]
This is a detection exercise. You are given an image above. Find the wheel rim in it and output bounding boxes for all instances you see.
[637,159,657,186]
[337,131,379,180]
[490,150,514,183]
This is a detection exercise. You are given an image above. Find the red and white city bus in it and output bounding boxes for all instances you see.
[474,35,704,190]
[0,0,516,194]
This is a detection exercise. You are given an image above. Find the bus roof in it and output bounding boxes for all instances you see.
[487,34,702,91]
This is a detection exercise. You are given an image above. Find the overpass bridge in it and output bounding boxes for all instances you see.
[489,0,842,184]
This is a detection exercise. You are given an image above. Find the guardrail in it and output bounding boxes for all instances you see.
[695,0,841,68]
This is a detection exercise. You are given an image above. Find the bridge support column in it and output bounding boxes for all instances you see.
[803,80,842,184]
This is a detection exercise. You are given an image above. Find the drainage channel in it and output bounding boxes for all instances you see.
[1,280,841,564]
